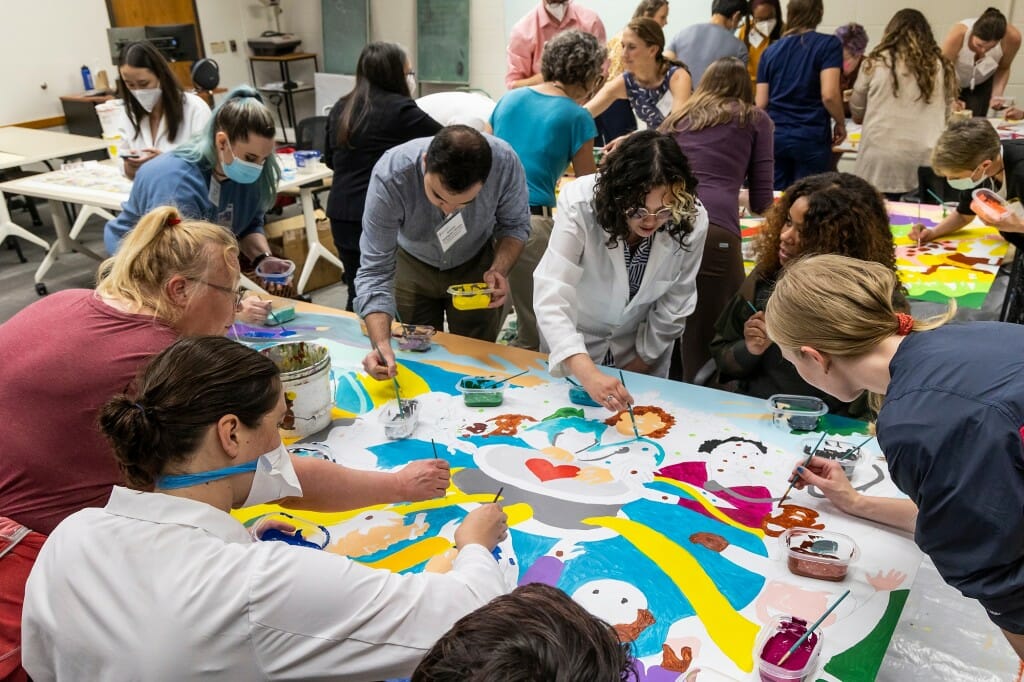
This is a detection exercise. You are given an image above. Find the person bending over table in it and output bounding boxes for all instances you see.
[114,40,212,179]
[768,253,1024,661]
[21,336,508,681]
[357,125,530,379]
[941,8,1021,118]
[0,206,452,682]
[412,583,633,681]
[491,29,603,352]
[104,86,288,321]
[709,172,906,419]
[533,130,708,411]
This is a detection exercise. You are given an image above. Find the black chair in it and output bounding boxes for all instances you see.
[916,166,960,205]
[295,116,328,156]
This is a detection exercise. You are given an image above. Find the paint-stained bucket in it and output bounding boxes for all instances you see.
[261,342,332,438]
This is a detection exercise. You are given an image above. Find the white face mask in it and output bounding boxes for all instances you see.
[755,19,777,37]
[132,88,162,113]
[242,443,304,507]
[545,1,568,22]
[406,73,418,97]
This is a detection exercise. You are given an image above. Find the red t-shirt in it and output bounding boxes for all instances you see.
[0,290,177,534]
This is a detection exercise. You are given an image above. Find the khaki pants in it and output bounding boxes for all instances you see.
[394,245,502,342]
[508,213,554,351]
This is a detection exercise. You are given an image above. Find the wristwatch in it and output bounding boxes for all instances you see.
[251,251,272,269]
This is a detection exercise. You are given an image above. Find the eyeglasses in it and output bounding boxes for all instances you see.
[189,278,245,307]
[625,206,674,222]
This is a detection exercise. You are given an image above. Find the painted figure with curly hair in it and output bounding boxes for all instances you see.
[709,172,907,419]
[534,130,708,410]
[492,29,606,351]
[850,9,957,197]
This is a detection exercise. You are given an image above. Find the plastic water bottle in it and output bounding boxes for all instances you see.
[81,66,93,91]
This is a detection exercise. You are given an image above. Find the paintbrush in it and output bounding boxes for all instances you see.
[492,487,504,503]
[777,590,850,666]
[566,376,583,387]
[374,342,404,416]
[840,435,874,461]
[778,432,826,507]
[746,299,759,315]
[619,370,639,439]
[266,307,291,334]
[431,438,439,460]
[484,369,530,388]
[925,189,948,219]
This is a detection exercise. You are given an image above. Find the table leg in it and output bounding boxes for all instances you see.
[295,186,343,294]
[34,200,103,284]
[0,193,49,251]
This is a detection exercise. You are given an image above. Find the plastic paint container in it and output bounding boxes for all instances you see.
[294,149,322,172]
[971,188,1013,224]
[276,149,297,181]
[447,283,493,310]
[380,398,419,439]
[397,324,436,352]
[800,437,863,478]
[255,258,295,286]
[569,384,601,407]
[781,528,859,582]
[260,342,333,437]
[755,615,823,682]
[457,376,506,407]
[768,394,828,431]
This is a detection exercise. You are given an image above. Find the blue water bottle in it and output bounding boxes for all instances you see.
[81,65,93,91]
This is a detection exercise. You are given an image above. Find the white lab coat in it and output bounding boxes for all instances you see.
[116,91,212,154]
[22,487,508,682]
[534,174,708,378]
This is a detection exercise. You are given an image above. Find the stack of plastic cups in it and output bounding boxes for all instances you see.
[95,99,125,159]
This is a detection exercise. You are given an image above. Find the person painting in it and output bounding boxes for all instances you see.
[534,130,708,409]
[114,40,212,179]
[766,253,1024,661]
[21,336,508,680]
[325,42,442,312]
[941,7,1021,117]
[709,172,906,419]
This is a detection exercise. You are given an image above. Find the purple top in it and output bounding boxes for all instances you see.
[673,107,775,235]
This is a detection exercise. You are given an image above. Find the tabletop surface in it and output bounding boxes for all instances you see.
[230,303,921,681]
[0,127,108,169]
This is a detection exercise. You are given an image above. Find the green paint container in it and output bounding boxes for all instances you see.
[457,376,506,407]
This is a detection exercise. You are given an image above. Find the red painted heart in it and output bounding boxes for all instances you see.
[525,458,580,482]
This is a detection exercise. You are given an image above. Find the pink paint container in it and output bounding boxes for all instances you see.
[755,615,823,682]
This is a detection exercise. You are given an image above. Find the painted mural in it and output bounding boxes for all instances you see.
[233,309,921,681]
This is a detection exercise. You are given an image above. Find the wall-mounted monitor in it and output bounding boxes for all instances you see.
[107,26,146,63]
[106,24,200,63]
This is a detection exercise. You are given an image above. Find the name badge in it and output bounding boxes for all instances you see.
[217,204,234,229]
[436,212,468,253]
[208,177,221,206]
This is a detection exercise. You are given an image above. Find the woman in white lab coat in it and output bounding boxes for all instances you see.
[534,130,708,410]
[22,336,509,682]
[116,40,212,179]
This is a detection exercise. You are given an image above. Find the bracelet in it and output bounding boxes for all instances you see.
[251,252,272,269]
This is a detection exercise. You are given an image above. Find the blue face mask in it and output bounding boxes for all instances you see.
[223,142,264,184]
[157,459,257,490]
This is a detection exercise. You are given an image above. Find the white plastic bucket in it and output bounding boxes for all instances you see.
[95,99,124,136]
[261,342,333,437]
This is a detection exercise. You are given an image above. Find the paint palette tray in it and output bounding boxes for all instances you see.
[380,398,419,439]
[800,437,863,478]
[457,376,506,407]
[780,528,859,582]
[755,614,823,681]
[767,394,828,431]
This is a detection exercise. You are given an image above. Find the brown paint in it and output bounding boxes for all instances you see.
[689,532,728,552]
[485,413,537,436]
[761,504,825,537]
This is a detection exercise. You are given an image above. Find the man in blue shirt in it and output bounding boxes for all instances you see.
[666,0,749,86]
[356,126,531,377]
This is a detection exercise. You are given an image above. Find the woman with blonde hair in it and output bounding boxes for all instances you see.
[662,56,774,381]
[766,252,1024,661]
[709,172,905,418]
[586,17,691,147]
[851,9,957,198]
[0,208,451,681]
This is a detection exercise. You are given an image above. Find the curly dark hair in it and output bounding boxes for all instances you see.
[593,130,700,249]
[412,584,637,682]
[863,9,956,105]
[541,30,606,88]
[754,173,903,303]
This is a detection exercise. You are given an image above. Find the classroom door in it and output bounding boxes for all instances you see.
[107,0,205,88]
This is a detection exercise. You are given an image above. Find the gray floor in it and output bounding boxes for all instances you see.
[0,200,348,323]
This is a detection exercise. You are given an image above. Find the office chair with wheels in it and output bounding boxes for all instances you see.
[295,116,328,156]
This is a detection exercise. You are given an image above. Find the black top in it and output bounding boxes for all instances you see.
[879,322,1024,605]
[955,139,1024,248]
[324,86,442,222]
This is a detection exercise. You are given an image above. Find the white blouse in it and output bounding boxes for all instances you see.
[116,91,212,153]
[534,174,708,378]
[22,486,508,682]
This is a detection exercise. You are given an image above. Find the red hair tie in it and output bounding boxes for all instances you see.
[166,216,181,226]
[895,312,914,336]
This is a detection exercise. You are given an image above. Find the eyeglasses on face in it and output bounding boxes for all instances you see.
[189,278,245,307]
[624,206,674,222]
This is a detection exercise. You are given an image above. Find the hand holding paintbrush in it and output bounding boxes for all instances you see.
[778,432,826,507]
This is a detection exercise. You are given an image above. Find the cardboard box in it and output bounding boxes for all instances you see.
[264,209,343,293]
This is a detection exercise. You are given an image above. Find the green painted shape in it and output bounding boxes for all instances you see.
[818,589,910,682]
[904,289,988,309]
[543,406,585,421]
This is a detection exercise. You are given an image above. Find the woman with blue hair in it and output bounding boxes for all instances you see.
[104,86,284,321]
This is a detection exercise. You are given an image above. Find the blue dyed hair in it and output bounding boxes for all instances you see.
[174,86,281,211]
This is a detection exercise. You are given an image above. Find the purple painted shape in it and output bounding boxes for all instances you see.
[633,660,683,682]
[518,554,564,587]
[889,213,937,228]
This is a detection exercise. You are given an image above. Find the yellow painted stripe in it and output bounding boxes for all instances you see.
[357,363,431,408]
[653,476,764,538]
[362,536,454,571]
[584,515,759,672]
